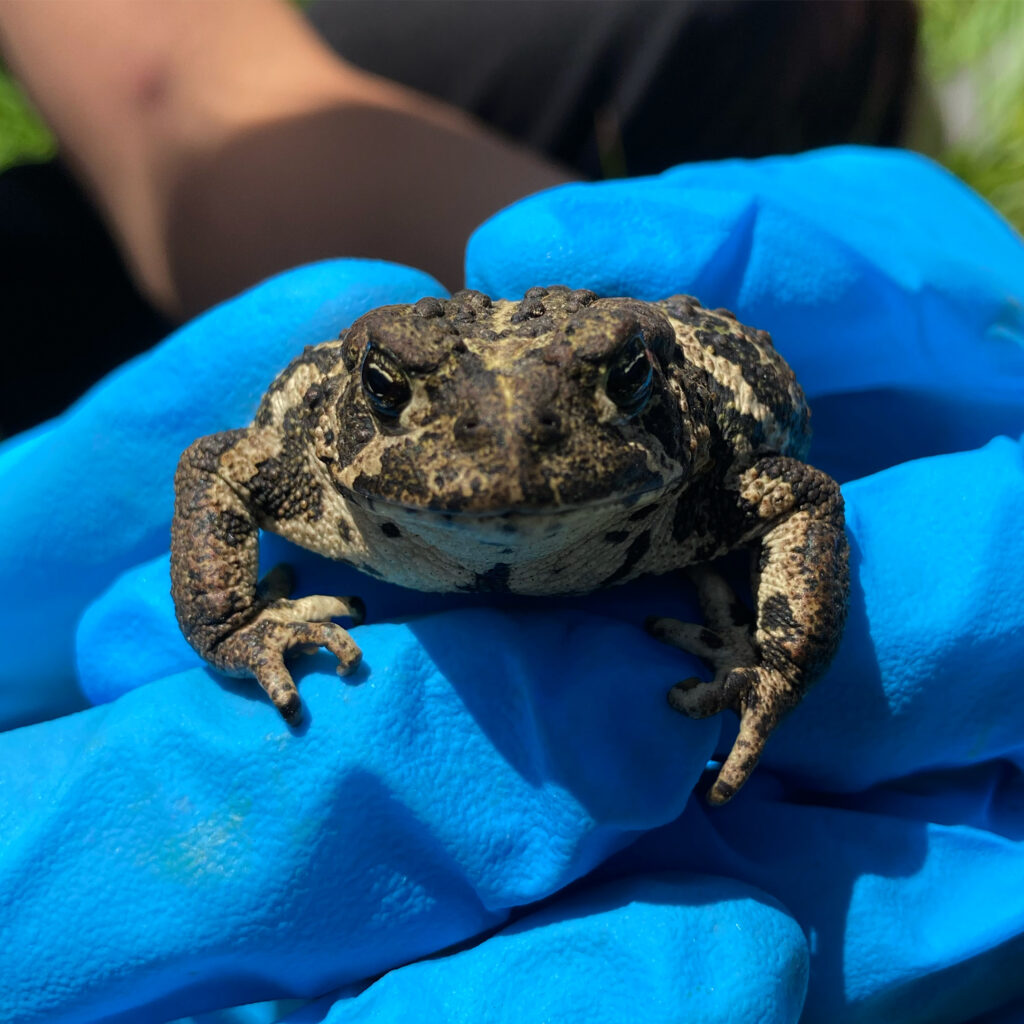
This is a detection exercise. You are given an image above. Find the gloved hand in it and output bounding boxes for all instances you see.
[1,148,1023,1024]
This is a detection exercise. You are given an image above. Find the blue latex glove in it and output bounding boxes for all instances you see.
[1,147,1023,1024]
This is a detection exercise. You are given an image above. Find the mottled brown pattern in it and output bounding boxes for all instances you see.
[171,286,849,802]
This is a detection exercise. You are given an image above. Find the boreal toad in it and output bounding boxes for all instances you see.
[171,286,849,803]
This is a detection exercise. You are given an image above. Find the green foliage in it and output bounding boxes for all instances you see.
[920,0,1024,234]
[920,0,1024,77]
[0,72,53,169]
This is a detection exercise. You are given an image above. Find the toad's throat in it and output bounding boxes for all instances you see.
[347,480,668,521]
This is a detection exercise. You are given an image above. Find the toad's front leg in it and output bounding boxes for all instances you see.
[170,432,364,722]
[650,456,849,804]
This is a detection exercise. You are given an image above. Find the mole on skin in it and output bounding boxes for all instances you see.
[171,285,849,804]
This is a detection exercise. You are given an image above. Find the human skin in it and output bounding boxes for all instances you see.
[0,0,572,318]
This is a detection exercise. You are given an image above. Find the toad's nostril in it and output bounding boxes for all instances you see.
[455,409,491,446]
[533,408,565,446]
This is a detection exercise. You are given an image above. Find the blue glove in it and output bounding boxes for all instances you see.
[1,147,1023,1024]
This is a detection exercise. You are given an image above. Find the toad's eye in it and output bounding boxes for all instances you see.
[605,333,654,416]
[361,347,411,418]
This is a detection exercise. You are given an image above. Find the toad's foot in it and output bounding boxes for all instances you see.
[213,593,365,723]
[647,566,797,806]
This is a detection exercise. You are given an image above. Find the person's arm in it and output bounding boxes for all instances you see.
[0,0,572,318]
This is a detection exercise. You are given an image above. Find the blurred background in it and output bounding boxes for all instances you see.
[5,1,1023,223]
[917,0,1024,231]
[1,0,1022,435]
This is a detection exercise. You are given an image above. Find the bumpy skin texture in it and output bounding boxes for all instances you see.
[171,285,849,802]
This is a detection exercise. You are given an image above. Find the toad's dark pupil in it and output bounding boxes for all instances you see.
[605,334,654,416]
[362,348,411,417]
